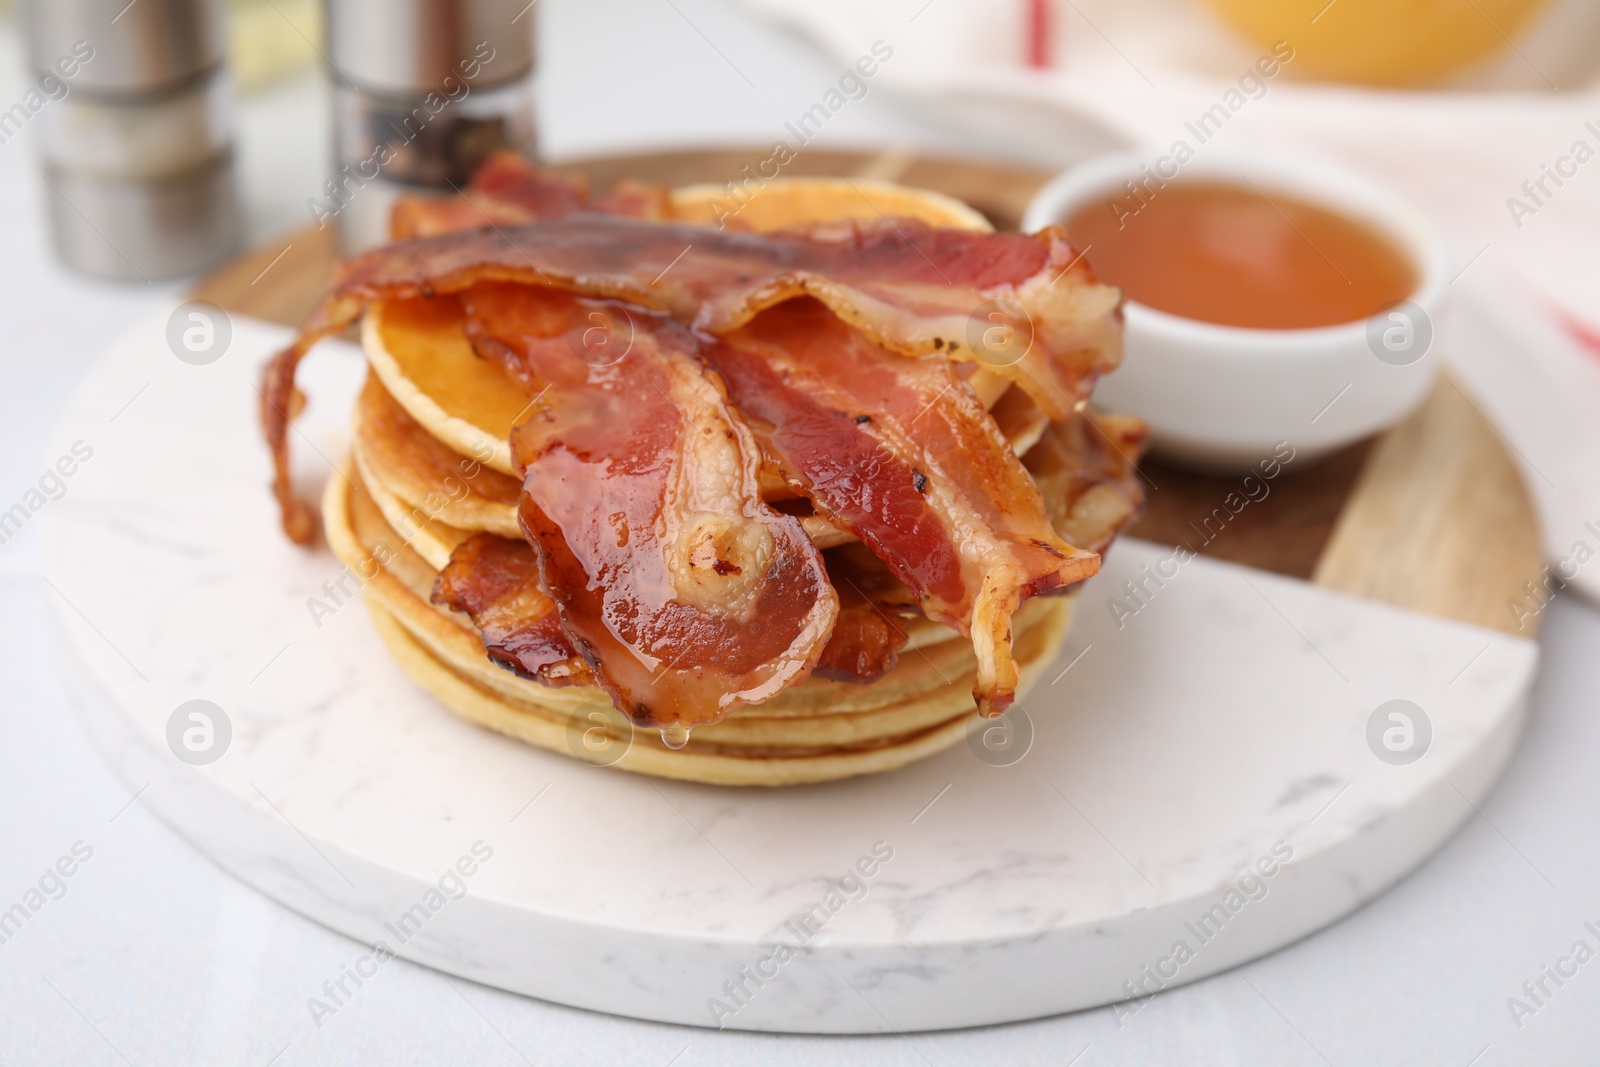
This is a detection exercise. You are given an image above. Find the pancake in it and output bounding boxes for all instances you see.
[312,173,1110,785]
[324,462,1073,785]
[667,176,993,233]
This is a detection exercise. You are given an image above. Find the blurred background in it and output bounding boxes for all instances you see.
[4,0,1598,240]
[3,0,1598,320]
[4,0,1597,478]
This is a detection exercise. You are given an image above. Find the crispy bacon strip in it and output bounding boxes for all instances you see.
[392,152,668,239]
[261,214,1119,542]
[459,283,837,727]
[310,213,1118,409]
[391,151,590,239]
[432,533,590,686]
[1023,410,1149,556]
[704,298,1099,714]
[810,545,917,686]
[812,589,908,685]
[440,534,913,690]
[592,179,672,220]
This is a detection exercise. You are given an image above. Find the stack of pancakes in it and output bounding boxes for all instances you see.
[324,178,1105,786]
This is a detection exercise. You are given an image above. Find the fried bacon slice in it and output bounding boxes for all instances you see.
[1023,410,1149,557]
[811,589,907,686]
[391,151,668,239]
[437,532,913,690]
[432,533,591,686]
[261,213,1119,543]
[391,151,590,239]
[458,282,838,728]
[323,214,1119,410]
[704,298,1098,713]
[591,179,672,220]
[810,545,917,685]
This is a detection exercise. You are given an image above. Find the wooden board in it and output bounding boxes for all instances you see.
[193,148,1545,636]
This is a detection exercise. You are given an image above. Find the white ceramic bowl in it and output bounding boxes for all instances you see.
[1022,150,1450,471]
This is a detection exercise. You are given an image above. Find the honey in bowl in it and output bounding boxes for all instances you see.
[1064,181,1417,330]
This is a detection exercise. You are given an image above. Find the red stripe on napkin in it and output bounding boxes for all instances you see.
[1026,0,1052,68]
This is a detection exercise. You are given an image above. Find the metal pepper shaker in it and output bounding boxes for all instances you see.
[20,0,242,282]
[321,0,538,252]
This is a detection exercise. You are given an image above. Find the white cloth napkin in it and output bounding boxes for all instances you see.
[739,0,1600,604]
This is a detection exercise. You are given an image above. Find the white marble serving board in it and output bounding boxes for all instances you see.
[43,310,1538,1033]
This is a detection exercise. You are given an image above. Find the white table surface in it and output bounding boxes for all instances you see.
[2,1,1598,1063]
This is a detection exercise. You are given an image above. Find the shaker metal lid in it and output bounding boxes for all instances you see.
[21,0,226,97]
[326,0,536,95]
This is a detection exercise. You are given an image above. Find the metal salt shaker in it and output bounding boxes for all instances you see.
[20,0,242,282]
[322,0,538,252]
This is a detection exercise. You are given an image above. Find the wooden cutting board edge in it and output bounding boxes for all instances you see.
[193,147,1546,638]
